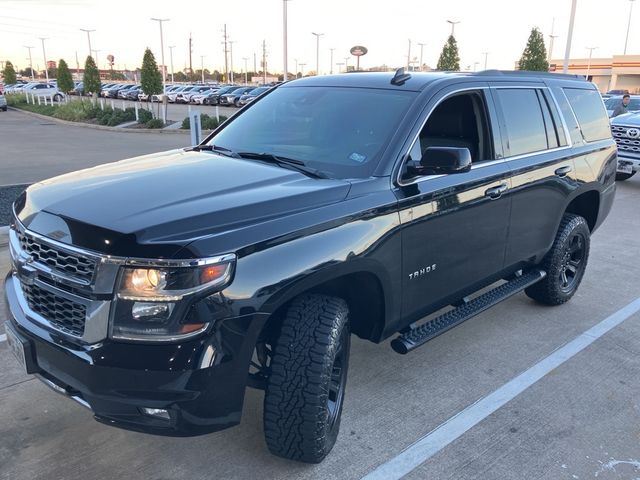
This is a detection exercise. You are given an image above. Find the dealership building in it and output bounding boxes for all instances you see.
[549,54,640,93]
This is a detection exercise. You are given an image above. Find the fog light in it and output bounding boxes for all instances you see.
[140,407,170,420]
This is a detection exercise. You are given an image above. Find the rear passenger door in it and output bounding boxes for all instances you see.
[491,84,577,268]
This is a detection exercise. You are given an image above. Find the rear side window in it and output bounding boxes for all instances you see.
[563,88,610,142]
[495,88,548,156]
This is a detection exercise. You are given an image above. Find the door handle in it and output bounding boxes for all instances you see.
[555,165,572,177]
[484,183,508,199]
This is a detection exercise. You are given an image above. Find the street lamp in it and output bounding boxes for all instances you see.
[407,39,412,70]
[168,45,175,83]
[563,0,577,74]
[92,49,101,69]
[329,48,335,74]
[482,51,489,70]
[229,40,235,83]
[200,55,205,83]
[344,56,349,71]
[312,32,324,75]
[243,57,249,84]
[294,58,298,77]
[548,17,558,62]
[417,42,427,71]
[624,0,636,55]
[283,0,291,81]
[24,46,34,80]
[299,62,306,76]
[447,20,460,36]
[80,28,95,58]
[473,61,479,72]
[336,62,344,73]
[586,46,598,79]
[150,18,169,91]
[39,37,49,82]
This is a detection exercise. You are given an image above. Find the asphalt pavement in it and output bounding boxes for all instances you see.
[0,121,639,479]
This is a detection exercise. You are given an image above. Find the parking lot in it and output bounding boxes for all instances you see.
[1,111,640,480]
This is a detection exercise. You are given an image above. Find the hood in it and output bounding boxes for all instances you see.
[18,149,351,257]
[611,112,640,126]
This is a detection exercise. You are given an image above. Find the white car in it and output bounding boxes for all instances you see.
[166,86,192,103]
[190,88,219,104]
[23,83,65,101]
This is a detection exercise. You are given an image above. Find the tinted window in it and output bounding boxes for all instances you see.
[563,88,610,142]
[496,88,548,156]
[208,86,416,179]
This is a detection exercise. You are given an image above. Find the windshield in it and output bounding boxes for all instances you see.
[605,97,640,110]
[207,85,416,179]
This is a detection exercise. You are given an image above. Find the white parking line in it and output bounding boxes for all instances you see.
[0,334,6,343]
[363,297,640,480]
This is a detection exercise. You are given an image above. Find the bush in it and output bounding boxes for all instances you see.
[145,118,164,129]
[180,114,228,130]
[94,106,135,126]
[137,108,152,124]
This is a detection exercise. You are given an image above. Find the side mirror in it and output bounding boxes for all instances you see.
[407,146,472,176]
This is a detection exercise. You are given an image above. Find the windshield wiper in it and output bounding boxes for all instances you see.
[236,152,328,179]
[186,144,240,158]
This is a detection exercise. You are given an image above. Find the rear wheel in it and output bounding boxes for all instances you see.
[53,94,63,102]
[616,171,636,181]
[525,213,590,305]
[263,294,350,463]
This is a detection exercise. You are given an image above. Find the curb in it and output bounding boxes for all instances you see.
[0,226,8,248]
[8,107,191,134]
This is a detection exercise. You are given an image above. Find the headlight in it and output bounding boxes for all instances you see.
[110,255,235,342]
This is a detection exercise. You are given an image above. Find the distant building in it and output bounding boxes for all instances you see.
[549,54,640,93]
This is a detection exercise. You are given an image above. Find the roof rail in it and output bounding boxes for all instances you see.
[476,69,585,81]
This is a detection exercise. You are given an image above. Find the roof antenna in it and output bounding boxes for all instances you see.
[391,67,412,86]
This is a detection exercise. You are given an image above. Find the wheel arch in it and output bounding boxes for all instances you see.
[564,187,600,231]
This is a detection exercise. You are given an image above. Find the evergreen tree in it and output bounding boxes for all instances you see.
[140,48,162,96]
[83,56,101,97]
[2,60,17,84]
[436,36,461,71]
[518,27,549,71]
[57,59,74,95]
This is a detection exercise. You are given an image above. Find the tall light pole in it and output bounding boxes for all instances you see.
[92,49,101,69]
[482,51,489,70]
[417,42,427,71]
[229,40,235,83]
[283,0,291,80]
[300,63,306,77]
[624,0,636,54]
[563,0,577,74]
[344,56,349,71]
[329,48,335,74]
[243,57,249,84]
[168,45,175,82]
[80,28,94,58]
[39,37,49,82]
[151,18,169,91]
[447,20,460,36]
[585,46,597,79]
[548,17,558,62]
[294,58,298,77]
[336,62,344,73]
[24,46,34,80]
[473,61,479,72]
[407,39,412,70]
[200,55,205,83]
[312,32,323,75]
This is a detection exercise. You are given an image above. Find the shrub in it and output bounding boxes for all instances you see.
[137,108,152,124]
[180,114,228,130]
[145,118,164,129]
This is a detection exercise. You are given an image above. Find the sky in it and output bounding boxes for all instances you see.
[0,0,638,75]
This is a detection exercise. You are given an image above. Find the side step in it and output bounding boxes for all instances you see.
[391,269,546,354]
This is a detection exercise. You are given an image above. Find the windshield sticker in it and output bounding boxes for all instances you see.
[349,152,367,163]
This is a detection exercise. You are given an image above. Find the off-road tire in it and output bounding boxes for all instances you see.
[525,213,590,305]
[616,171,636,181]
[263,294,350,463]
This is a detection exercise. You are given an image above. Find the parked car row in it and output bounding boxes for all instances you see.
[3,81,65,100]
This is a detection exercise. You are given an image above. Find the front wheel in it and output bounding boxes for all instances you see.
[525,213,590,305]
[263,294,350,463]
[54,94,63,102]
[616,171,636,181]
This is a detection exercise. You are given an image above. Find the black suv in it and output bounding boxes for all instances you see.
[4,70,616,464]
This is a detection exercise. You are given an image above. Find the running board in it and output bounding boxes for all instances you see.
[391,270,546,354]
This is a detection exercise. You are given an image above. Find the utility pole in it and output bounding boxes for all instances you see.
[262,40,267,84]
[188,33,193,79]
[243,57,248,84]
[482,51,489,70]
[92,50,101,69]
[312,32,323,75]
[585,46,597,79]
[229,40,235,83]
[283,0,290,81]
[563,0,577,74]
[299,62,306,77]
[200,55,205,83]
[75,50,80,76]
[222,24,229,83]
[417,42,426,71]
[548,17,558,62]
[80,28,94,58]
[624,0,636,55]
[24,45,34,80]
[329,48,335,74]
[39,37,49,82]
[151,18,169,91]
[168,45,175,82]
[407,39,412,70]
[447,20,460,36]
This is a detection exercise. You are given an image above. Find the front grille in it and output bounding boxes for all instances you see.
[611,125,640,154]
[17,230,96,282]
[21,283,87,337]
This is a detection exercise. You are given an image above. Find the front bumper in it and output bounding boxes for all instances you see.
[4,273,268,436]
[617,153,640,173]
